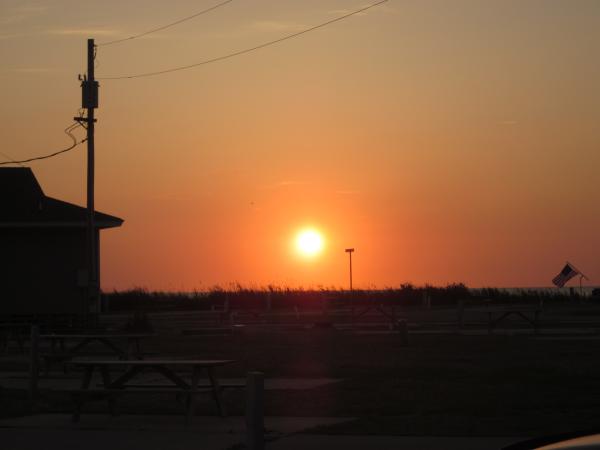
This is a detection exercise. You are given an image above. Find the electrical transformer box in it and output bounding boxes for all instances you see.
[81,80,99,109]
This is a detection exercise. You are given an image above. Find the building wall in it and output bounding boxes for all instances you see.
[1,228,96,315]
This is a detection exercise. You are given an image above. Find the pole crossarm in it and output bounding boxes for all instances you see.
[74,117,96,123]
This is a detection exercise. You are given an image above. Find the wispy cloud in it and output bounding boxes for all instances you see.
[259,180,313,190]
[277,180,309,186]
[14,5,48,14]
[336,189,361,196]
[6,67,58,74]
[328,2,396,17]
[251,20,306,33]
[47,28,121,37]
[0,32,28,40]
[206,3,392,41]
[151,192,214,201]
[0,27,126,41]
[0,4,49,25]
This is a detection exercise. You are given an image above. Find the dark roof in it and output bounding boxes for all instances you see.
[0,167,123,229]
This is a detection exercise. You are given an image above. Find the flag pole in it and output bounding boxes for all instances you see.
[567,261,589,280]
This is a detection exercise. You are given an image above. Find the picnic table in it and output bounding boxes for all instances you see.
[70,359,236,422]
[0,323,30,354]
[484,306,542,334]
[351,304,402,327]
[40,333,153,360]
[459,305,542,334]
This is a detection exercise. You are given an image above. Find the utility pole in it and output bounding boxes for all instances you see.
[345,248,354,292]
[76,38,98,317]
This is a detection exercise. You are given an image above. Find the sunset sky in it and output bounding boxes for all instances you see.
[1,0,599,290]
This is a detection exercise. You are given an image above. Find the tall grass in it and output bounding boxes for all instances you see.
[102,283,584,312]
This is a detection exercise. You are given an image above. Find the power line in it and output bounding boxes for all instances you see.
[99,0,389,80]
[0,151,23,167]
[98,0,236,47]
[0,123,86,166]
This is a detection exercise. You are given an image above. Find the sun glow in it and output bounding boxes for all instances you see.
[295,229,324,257]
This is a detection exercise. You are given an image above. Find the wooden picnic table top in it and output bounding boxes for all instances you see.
[72,359,235,367]
[40,333,154,339]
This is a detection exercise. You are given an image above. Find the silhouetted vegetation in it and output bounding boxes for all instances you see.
[102,284,585,312]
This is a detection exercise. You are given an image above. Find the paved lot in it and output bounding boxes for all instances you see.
[0,414,352,450]
[0,413,350,432]
[269,434,525,450]
[0,414,525,450]
[0,429,526,450]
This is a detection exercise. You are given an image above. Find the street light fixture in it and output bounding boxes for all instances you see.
[345,248,354,292]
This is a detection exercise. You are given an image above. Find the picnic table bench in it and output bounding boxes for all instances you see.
[69,359,236,422]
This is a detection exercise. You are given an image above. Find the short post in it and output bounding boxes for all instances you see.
[29,325,40,401]
[220,293,230,325]
[422,291,431,309]
[396,319,408,345]
[246,371,265,450]
[102,293,110,313]
[457,299,465,331]
[223,293,230,314]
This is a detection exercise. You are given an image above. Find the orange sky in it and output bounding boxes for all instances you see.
[1,0,599,290]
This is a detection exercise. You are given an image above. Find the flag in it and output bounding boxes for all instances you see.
[552,263,580,288]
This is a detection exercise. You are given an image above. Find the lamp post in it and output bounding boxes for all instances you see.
[345,248,354,292]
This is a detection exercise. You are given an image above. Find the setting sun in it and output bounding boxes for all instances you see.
[295,229,325,258]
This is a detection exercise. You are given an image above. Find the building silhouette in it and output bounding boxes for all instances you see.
[0,167,123,316]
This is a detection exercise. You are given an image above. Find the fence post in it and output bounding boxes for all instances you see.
[246,371,265,450]
[224,293,230,314]
[422,291,431,310]
[396,319,408,345]
[102,293,110,313]
[29,324,40,401]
